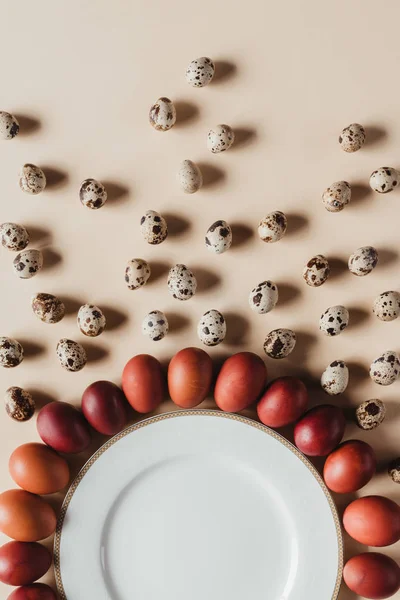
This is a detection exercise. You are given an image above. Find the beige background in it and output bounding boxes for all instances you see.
[1,1,400,598]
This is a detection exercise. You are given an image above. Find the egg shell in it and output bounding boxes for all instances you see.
[168,347,213,408]
[5,387,34,421]
[294,404,346,456]
[373,291,400,321]
[323,439,376,493]
[0,223,29,251]
[79,178,107,209]
[77,304,106,337]
[19,164,46,195]
[348,246,378,276]
[9,443,70,495]
[142,310,169,341]
[321,360,349,395]
[249,280,278,314]
[389,458,400,484]
[13,249,43,279]
[344,553,400,599]
[82,381,129,435]
[31,293,65,324]
[322,181,351,212]
[0,489,56,541]
[302,254,330,287]
[0,337,23,368]
[56,338,87,372]
[215,352,267,412]
[7,583,57,600]
[122,354,165,413]
[125,258,151,290]
[177,160,203,193]
[263,328,296,359]
[149,97,176,131]
[140,210,168,245]
[207,124,234,153]
[339,123,365,152]
[167,264,197,300]
[356,398,386,430]
[37,401,91,454]
[370,167,399,193]
[257,376,308,428]
[197,309,226,346]
[0,541,51,586]
[343,496,400,547]
[205,220,232,254]
[185,57,215,87]
[0,111,19,139]
[258,211,287,243]
[370,351,400,386]
[319,305,349,336]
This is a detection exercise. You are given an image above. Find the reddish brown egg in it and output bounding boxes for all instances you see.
[0,541,51,586]
[168,347,213,408]
[257,376,308,428]
[9,443,70,495]
[0,490,56,541]
[37,401,91,454]
[343,496,400,547]
[215,352,267,412]
[122,354,164,413]
[344,552,400,599]
[294,404,345,456]
[324,439,376,493]
[82,380,129,434]
[7,584,57,600]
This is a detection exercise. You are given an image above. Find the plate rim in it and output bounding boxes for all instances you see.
[54,409,343,599]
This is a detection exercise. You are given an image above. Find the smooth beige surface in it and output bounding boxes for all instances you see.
[1,1,400,598]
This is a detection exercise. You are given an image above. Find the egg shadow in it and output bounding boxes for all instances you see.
[292,331,317,365]
[14,114,42,135]
[350,182,371,206]
[348,306,370,329]
[82,343,109,363]
[62,295,83,316]
[41,166,69,189]
[285,213,309,237]
[163,213,191,237]
[232,127,257,150]
[193,266,221,293]
[328,256,348,281]
[102,181,130,206]
[42,248,63,271]
[346,360,369,392]
[102,305,128,331]
[230,223,254,248]
[25,225,52,246]
[197,162,226,189]
[277,283,301,307]
[224,311,250,346]
[167,312,191,334]
[379,248,398,268]
[364,125,388,147]
[18,340,47,359]
[174,101,200,127]
[213,60,237,84]
[148,260,169,285]
[26,388,57,410]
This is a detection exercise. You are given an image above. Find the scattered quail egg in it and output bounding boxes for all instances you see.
[388,458,400,484]
[338,123,365,153]
[13,249,43,279]
[370,167,399,193]
[0,111,19,140]
[149,97,176,131]
[167,264,197,301]
[197,309,226,346]
[322,181,351,212]
[258,211,287,243]
[369,351,400,386]
[0,222,29,251]
[142,310,169,341]
[56,339,87,372]
[177,160,203,194]
[79,178,107,209]
[303,254,330,287]
[125,258,151,290]
[249,280,278,314]
[205,220,232,254]
[19,164,46,194]
[319,305,349,336]
[348,246,378,276]
[185,57,215,87]
[5,387,35,422]
[140,210,168,245]
[0,337,23,368]
[31,293,65,324]
[321,360,349,395]
[373,291,400,322]
[263,328,296,359]
[77,304,106,337]
[356,399,386,430]
[207,125,235,153]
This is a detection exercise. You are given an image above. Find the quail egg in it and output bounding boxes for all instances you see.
[263,328,296,359]
[373,291,400,322]
[388,458,400,484]
[369,167,399,193]
[140,210,168,245]
[338,123,365,153]
[0,337,23,368]
[149,97,176,131]
[5,387,35,421]
[258,211,287,243]
[348,246,378,276]
[19,164,46,194]
[125,258,151,290]
[319,305,349,336]
[0,111,19,140]
[185,57,215,87]
[31,293,65,324]
[142,310,169,341]
[177,160,203,194]
[0,222,29,251]
[356,399,386,430]
[79,178,107,209]
[205,220,232,254]
[168,264,197,300]
[197,309,226,346]
[322,181,351,212]
[303,254,330,287]
[249,280,278,314]
[207,125,235,153]
[369,351,400,386]
[56,339,87,372]
[13,249,43,279]
[77,304,106,337]
[321,360,349,395]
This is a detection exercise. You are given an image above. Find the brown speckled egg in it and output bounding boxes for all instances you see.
[19,164,46,194]
[125,258,151,290]
[303,254,330,287]
[167,264,197,301]
[370,351,400,386]
[140,210,168,244]
[13,249,43,279]
[389,458,400,484]
[56,339,87,372]
[79,178,107,209]
[348,246,378,276]
[5,387,35,422]
[207,125,235,153]
[319,305,349,336]
[77,304,106,337]
[356,399,386,430]
[322,181,351,212]
[339,123,365,152]
[149,97,176,131]
[373,291,400,322]
[0,111,19,139]
[370,167,399,193]
[0,223,29,252]
[0,337,23,368]
[258,211,287,243]
[264,328,296,359]
[31,293,65,324]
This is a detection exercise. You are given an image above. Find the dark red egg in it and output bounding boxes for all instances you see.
[294,404,345,456]
[215,352,267,412]
[122,354,164,413]
[257,376,308,427]
[343,496,400,547]
[82,380,129,435]
[7,584,57,600]
[168,348,213,408]
[344,552,400,599]
[37,401,91,454]
[0,541,51,585]
[324,439,376,493]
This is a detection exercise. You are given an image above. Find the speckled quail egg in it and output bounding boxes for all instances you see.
[177,160,203,194]
[370,351,400,386]
[356,399,386,430]
[303,254,330,287]
[185,57,215,87]
[140,210,168,245]
[56,339,87,372]
[322,181,351,212]
[0,337,23,368]
[0,111,19,139]
[249,281,278,314]
[167,264,197,301]
[149,97,176,131]
[258,211,287,243]
[79,178,107,209]
[13,249,43,279]
[0,222,29,251]
[339,123,366,153]
[197,309,226,346]
[388,458,400,484]
[321,360,349,395]
[142,310,169,341]
[207,125,235,153]
[348,246,378,276]
[19,164,46,194]
[31,293,65,324]
[263,328,296,359]
[205,220,232,254]
[77,304,106,337]
[319,305,349,336]
[369,167,399,193]
[5,387,35,421]
[125,258,151,290]
[373,291,400,322]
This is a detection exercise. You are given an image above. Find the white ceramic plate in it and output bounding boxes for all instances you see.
[55,410,342,600]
